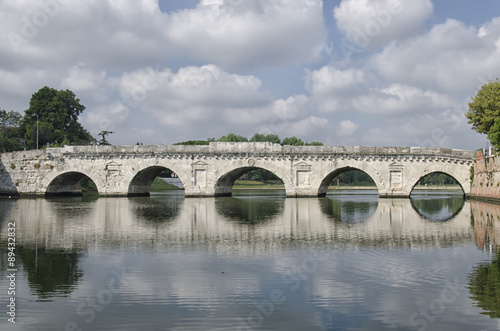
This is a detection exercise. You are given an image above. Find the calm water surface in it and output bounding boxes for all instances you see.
[1,189,500,330]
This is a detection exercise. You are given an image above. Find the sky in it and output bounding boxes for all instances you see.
[1,0,499,150]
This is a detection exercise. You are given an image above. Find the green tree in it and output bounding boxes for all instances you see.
[218,133,248,142]
[21,86,93,148]
[174,140,210,145]
[97,130,113,145]
[249,133,281,144]
[0,109,22,129]
[0,109,24,152]
[305,141,323,146]
[488,117,500,150]
[282,136,304,146]
[466,80,500,148]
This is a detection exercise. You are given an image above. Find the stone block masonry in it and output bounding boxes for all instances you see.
[471,153,500,202]
[0,142,475,198]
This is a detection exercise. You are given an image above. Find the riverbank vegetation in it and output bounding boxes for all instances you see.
[175,133,323,146]
[466,79,500,151]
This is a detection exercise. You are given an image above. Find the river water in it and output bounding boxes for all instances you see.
[1,190,500,330]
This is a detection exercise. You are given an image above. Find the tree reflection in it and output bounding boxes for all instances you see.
[18,246,83,299]
[468,251,500,318]
[319,196,378,224]
[215,197,284,224]
[410,195,464,222]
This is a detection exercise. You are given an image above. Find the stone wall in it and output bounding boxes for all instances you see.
[471,154,500,201]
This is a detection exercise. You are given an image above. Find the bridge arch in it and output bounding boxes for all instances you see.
[409,170,467,197]
[317,166,381,197]
[214,162,294,197]
[127,165,188,197]
[42,170,103,196]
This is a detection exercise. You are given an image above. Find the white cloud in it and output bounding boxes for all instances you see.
[0,0,327,72]
[109,64,278,139]
[337,120,359,137]
[61,66,107,91]
[165,0,327,69]
[305,66,366,112]
[334,0,433,49]
[283,116,329,138]
[352,84,454,115]
[0,1,496,149]
[306,66,365,96]
[370,18,500,93]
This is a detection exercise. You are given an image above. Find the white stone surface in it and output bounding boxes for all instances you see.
[0,142,475,197]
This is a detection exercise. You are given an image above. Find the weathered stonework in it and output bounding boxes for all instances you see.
[0,142,475,197]
[471,155,500,202]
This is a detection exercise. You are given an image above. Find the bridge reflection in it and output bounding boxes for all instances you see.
[1,195,475,252]
[467,201,500,318]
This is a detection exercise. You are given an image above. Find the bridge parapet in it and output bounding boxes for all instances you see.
[36,143,475,159]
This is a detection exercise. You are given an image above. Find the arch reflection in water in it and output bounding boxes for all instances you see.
[320,194,378,224]
[215,195,285,224]
[410,192,465,222]
[129,192,184,224]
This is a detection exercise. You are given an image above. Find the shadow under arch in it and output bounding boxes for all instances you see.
[410,171,466,197]
[318,166,379,197]
[45,171,98,196]
[410,195,465,222]
[215,166,285,197]
[128,166,185,197]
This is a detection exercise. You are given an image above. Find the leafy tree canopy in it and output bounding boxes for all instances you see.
[217,133,248,142]
[282,136,304,146]
[466,80,500,149]
[97,130,113,145]
[305,141,324,146]
[249,133,281,144]
[173,133,323,147]
[0,109,22,129]
[174,140,210,145]
[21,86,93,148]
[488,118,500,150]
[0,108,24,152]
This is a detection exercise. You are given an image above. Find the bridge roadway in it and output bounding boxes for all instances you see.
[0,142,475,197]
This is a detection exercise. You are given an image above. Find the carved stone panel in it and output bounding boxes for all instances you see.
[296,170,310,186]
[194,169,207,189]
[294,162,311,186]
[192,161,208,189]
[389,163,403,189]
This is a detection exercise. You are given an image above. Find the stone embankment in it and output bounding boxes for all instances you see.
[471,151,500,202]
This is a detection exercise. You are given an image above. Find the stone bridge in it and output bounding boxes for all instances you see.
[0,142,475,198]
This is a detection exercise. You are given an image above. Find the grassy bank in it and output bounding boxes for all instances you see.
[150,178,184,191]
